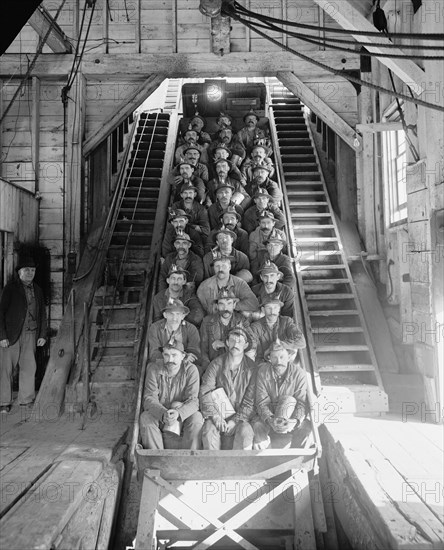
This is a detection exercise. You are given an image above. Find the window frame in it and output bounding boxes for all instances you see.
[382,102,408,227]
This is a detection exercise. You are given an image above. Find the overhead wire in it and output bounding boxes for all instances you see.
[230,0,444,39]
[242,17,444,59]
[223,4,444,113]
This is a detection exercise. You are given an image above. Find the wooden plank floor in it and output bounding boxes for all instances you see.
[322,414,444,550]
[0,400,131,548]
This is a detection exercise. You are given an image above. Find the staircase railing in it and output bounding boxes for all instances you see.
[267,101,322,456]
[34,114,139,416]
[129,111,180,461]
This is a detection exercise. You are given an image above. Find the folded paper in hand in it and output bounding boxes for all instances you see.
[211,387,236,419]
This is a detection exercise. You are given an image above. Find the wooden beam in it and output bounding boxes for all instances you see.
[0,51,360,78]
[83,74,165,156]
[278,71,357,150]
[28,5,72,53]
[313,0,425,94]
[356,122,403,132]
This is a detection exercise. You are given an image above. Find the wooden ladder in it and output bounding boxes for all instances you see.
[268,79,388,414]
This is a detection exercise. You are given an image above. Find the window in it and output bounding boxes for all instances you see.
[382,109,407,225]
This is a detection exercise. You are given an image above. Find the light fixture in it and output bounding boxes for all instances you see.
[199,0,222,17]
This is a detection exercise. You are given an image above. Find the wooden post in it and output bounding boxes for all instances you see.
[31,76,40,194]
[171,0,177,54]
[80,301,90,430]
[292,469,317,550]
[103,0,109,54]
[67,73,85,260]
[356,72,374,250]
[135,469,161,550]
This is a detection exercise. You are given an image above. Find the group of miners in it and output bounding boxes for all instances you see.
[140,110,311,451]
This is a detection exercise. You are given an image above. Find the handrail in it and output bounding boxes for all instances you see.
[267,99,322,457]
[72,112,140,283]
[129,111,180,462]
[70,112,141,380]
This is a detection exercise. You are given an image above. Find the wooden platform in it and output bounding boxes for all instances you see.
[0,402,131,549]
[321,414,444,550]
[134,449,319,550]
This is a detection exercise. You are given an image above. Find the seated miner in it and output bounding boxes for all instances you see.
[159,230,204,291]
[168,146,209,198]
[197,256,259,316]
[189,113,212,151]
[249,210,287,264]
[200,287,255,372]
[208,143,246,184]
[153,264,205,328]
[140,338,203,450]
[169,160,206,204]
[172,181,210,240]
[148,298,201,364]
[182,144,209,182]
[234,110,267,157]
[250,295,305,364]
[161,208,204,258]
[242,188,285,235]
[175,127,206,165]
[211,126,246,167]
[248,164,283,207]
[252,230,295,290]
[241,144,275,184]
[206,159,250,209]
[203,227,252,283]
[212,112,233,136]
[207,182,244,231]
[253,340,309,450]
[199,326,257,450]
[205,205,249,257]
[251,261,294,319]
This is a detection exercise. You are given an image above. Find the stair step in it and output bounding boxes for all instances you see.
[306,293,354,300]
[288,191,325,196]
[309,310,359,316]
[291,202,327,206]
[293,224,335,229]
[297,237,338,242]
[92,340,135,348]
[304,278,349,284]
[94,303,139,310]
[314,326,363,333]
[315,345,370,352]
[318,364,375,372]
[94,323,136,330]
[291,213,331,218]
[300,265,345,271]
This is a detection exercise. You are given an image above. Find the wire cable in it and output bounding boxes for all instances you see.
[243,17,444,59]
[230,0,444,39]
[224,7,444,113]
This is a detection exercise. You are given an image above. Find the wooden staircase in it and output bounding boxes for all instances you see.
[66,112,171,414]
[268,81,388,414]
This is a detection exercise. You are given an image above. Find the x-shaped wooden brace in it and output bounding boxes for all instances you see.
[142,468,300,550]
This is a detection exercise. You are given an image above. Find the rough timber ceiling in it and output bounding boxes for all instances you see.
[0,0,412,141]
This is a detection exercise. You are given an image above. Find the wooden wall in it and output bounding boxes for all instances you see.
[0,177,39,283]
[356,0,444,409]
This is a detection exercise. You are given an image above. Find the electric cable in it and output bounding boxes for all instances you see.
[241,17,444,59]
[230,0,444,39]
[66,0,88,88]
[223,6,444,113]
